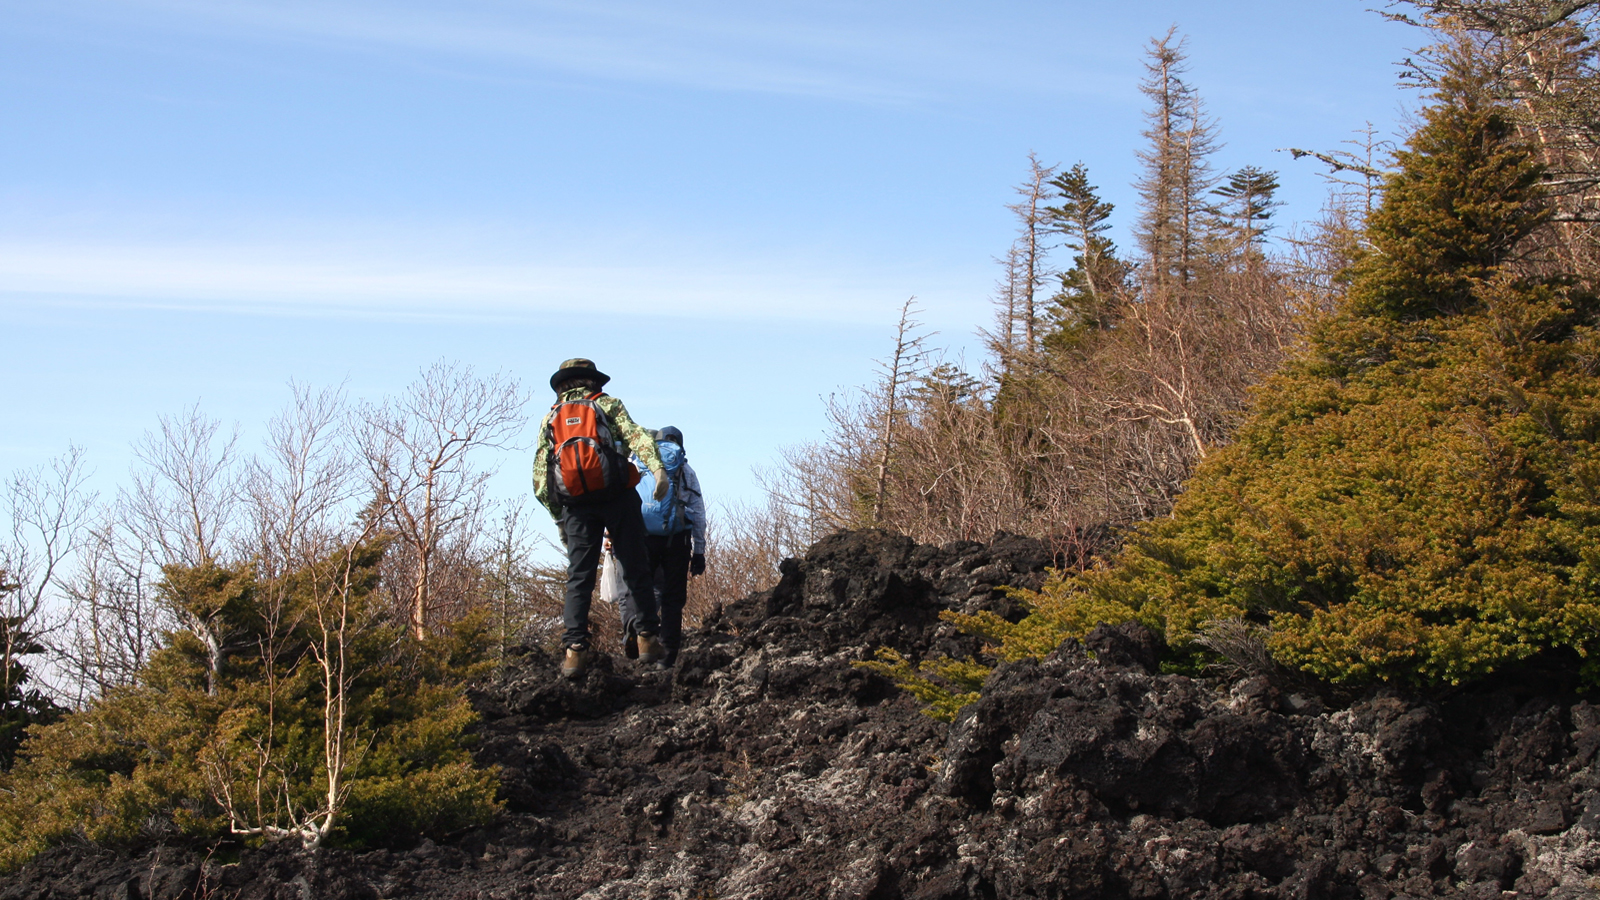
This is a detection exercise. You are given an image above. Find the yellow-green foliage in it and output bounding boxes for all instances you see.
[944,583,1144,663]
[976,62,1600,687]
[0,673,222,871]
[853,648,990,722]
[0,548,500,872]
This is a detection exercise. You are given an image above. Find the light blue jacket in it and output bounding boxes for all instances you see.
[635,454,707,555]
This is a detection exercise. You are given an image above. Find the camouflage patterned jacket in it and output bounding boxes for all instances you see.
[533,388,664,519]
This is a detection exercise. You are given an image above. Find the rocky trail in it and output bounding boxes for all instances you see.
[6,529,1600,899]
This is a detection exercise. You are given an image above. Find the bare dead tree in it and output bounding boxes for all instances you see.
[250,385,358,627]
[1136,27,1222,288]
[983,244,1026,376]
[194,382,400,850]
[1005,155,1060,351]
[297,525,381,850]
[1285,122,1394,224]
[354,361,529,639]
[125,405,241,569]
[203,381,404,850]
[1,447,94,703]
[245,382,358,583]
[54,411,250,704]
[204,510,386,851]
[872,300,930,525]
[121,407,245,695]
[1281,200,1369,319]
[56,516,167,703]
[211,383,362,830]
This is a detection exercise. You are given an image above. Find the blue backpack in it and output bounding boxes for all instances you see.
[638,441,689,536]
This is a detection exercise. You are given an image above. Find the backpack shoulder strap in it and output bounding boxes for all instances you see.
[584,392,617,438]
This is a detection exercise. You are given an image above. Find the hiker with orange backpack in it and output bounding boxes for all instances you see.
[533,358,670,678]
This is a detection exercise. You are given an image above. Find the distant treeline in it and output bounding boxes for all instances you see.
[821,1,1600,700]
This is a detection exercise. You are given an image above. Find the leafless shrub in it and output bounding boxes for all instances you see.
[2,447,95,702]
[807,246,1300,551]
[244,382,357,582]
[1194,617,1277,678]
[353,361,530,639]
[55,517,168,704]
[477,502,565,660]
[1281,200,1369,321]
[125,405,241,569]
[683,496,814,622]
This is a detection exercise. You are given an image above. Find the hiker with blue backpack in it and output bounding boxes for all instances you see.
[620,425,706,669]
[533,358,670,678]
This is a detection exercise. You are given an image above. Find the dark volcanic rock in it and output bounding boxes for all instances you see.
[945,641,1308,826]
[713,528,1050,662]
[6,528,1600,899]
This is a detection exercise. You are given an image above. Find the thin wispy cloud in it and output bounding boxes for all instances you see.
[68,0,1116,103]
[0,237,919,325]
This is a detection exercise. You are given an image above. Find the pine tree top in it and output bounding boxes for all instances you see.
[1350,59,1550,320]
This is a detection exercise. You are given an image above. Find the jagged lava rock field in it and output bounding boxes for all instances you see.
[6,529,1600,899]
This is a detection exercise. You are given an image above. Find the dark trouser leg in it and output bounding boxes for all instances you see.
[604,491,660,635]
[651,532,691,665]
[616,560,640,652]
[559,505,608,648]
[643,534,667,643]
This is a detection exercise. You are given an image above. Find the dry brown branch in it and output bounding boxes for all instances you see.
[125,405,241,569]
[355,361,529,639]
[2,447,94,703]
[56,517,168,703]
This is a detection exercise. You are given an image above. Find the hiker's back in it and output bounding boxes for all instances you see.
[639,440,689,535]
[548,392,637,503]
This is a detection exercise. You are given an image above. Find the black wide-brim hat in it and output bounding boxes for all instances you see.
[550,358,611,391]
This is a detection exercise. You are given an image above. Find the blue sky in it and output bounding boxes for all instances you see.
[0,1,1421,539]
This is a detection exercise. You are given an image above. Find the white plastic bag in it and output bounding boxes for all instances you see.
[599,549,625,605]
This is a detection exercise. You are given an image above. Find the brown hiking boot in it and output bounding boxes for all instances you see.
[560,645,593,679]
[637,633,665,666]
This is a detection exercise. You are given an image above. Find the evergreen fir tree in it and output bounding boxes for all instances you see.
[1210,166,1281,262]
[1351,61,1548,319]
[961,50,1600,687]
[1047,163,1117,297]
[0,597,63,770]
[1043,163,1124,352]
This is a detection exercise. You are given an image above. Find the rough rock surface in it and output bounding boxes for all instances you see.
[6,528,1600,899]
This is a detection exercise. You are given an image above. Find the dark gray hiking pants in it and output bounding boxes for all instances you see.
[619,530,692,666]
[559,490,660,648]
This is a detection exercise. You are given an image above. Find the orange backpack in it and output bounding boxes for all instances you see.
[546,393,640,502]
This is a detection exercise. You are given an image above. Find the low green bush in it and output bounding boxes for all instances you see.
[952,58,1600,689]
[0,547,500,873]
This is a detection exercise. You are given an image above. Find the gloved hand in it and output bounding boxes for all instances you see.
[690,553,706,576]
[652,468,670,502]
